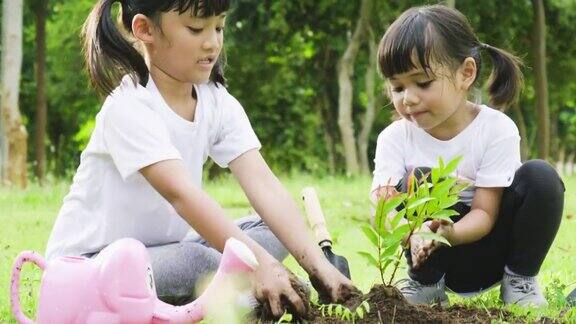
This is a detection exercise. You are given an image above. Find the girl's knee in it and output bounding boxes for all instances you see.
[516,160,565,198]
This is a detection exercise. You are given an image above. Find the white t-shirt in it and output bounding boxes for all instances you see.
[371,105,521,205]
[46,76,261,260]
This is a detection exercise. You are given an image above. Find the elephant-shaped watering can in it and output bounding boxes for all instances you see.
[10,237,258,323]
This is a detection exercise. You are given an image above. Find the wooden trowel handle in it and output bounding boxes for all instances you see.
[301,187,332,244]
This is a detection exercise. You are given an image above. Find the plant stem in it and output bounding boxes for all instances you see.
[388,248,404,286]
[377,236,385,285]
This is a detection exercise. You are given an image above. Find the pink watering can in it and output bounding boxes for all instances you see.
[11,237,259,324]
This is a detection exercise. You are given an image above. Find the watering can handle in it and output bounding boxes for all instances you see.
[301,187,332,245]
[11,251,46,324]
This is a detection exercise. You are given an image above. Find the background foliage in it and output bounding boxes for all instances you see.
[8,0,576,178]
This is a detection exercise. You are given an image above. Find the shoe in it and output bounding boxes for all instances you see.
[500,271,548,307]
[397,277,449,306]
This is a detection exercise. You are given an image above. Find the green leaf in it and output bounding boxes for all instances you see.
[439,196,459,209]
[391,209,406,228]
[438,157,446,171]
[360,225,380,247]
[357,251,379,268]
[429,209,459,221]
[381,258,393,272]
[356,306,364,319]
[416,232,452,246]
[406,197,436,210]
[362,300,371,313]
[431,168,440,185]
[383,241,401,255]
[342,311,351,320]
[327,304,333,316]
[431,178,457,199]
[381,224,410,246]
[335,305,343,317]
[444,156,463,176]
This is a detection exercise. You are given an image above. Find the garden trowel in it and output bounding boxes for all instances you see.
[301,187,351,279]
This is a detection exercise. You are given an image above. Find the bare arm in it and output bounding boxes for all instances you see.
[141,158,310,316]
[448,187,503,245]
[229,149,328,273]
[140,159,275,263]
[230,150,358,304]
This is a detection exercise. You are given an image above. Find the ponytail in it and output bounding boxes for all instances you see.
[82,0,149,96]
[480,43,523,108]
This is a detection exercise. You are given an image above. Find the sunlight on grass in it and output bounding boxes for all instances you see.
[1,175,574,322]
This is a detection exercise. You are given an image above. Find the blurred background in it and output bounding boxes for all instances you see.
[1,0,576,187]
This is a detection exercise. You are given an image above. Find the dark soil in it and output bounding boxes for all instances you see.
[254,284,558,323]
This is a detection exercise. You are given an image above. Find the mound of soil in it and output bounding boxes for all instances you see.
[309,284,513,323]
[254,284,554,323]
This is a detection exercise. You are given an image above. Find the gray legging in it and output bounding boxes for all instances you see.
[148,214,288,305]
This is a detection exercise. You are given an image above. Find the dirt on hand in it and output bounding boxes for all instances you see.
[309,273,362,304]
[253,268,312,322]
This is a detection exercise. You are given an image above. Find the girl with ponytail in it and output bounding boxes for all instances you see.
[46,0,356,315]
[372,5,563,307]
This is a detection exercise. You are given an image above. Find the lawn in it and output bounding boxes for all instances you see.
[1,174,575,322]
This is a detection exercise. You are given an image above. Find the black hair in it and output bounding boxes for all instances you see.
[378,5,523,108]
[83,0,230,96]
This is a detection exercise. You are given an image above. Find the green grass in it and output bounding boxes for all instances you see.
[1,174,575,322]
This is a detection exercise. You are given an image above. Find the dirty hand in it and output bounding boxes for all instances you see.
[253,257,308,318]
[409,230,433,269]
[427,218,456,248]
[309,259,360,304]
[412,219,455,268]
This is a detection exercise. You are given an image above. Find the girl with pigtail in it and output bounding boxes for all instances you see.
[46,0,356,316]
[372,5,564,307]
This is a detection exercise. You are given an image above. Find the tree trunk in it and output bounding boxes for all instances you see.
[358,31,377,175]
[337,0,372,176]
[35,0,48,184]
[532,0,550,161]
[319,91,336,174]
[512,104,529,162]
[1,0,28,188]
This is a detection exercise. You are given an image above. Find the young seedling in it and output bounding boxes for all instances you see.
[317,299,370,324]
[359,156,468,285]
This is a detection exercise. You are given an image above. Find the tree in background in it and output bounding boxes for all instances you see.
[33,0,49,184]
[1,0,28,188]
[337,0,372,176]
[8,0,576,182]
[532,0,550,161]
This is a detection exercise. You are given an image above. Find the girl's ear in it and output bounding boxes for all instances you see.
[132,14,155,44]
[458,57,477,91]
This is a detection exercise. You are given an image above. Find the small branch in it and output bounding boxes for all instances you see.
[388,248,404,286]
[377,236,385,285]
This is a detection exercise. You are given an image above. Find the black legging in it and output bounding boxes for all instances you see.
[398,160,564,293]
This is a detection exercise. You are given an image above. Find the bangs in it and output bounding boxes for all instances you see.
[378,9,443,78]
[161,0,230,17]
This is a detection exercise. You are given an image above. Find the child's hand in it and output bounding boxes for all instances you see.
[428,219,456,246]
[412,219,456,268]
[409,230,432,269]
[253,257,308,318]
[309,259,361,304]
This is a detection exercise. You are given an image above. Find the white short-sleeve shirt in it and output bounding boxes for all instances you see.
[46,76,261,260]
[371,105,521,205]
